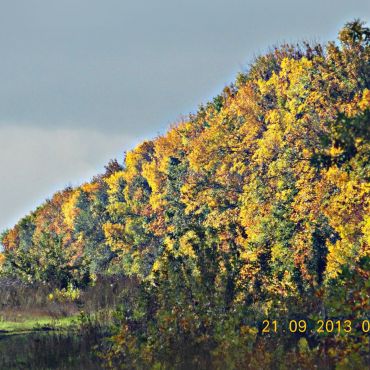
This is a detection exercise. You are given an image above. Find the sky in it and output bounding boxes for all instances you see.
[0,0,369,233]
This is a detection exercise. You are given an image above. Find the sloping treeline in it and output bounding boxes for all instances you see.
[1,21,370,368]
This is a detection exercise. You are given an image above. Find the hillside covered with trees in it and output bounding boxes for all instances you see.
[1,21,369,369]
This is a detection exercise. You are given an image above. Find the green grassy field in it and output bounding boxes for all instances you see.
[0,314,78,334]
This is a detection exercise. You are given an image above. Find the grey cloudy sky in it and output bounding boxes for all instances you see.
[0,0,369,233]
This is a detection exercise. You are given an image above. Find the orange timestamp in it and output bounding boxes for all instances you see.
[262,319,370,334]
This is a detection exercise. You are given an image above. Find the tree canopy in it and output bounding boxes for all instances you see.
[1,20,369,369]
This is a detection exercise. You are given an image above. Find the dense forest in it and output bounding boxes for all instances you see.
[1,21,369,369]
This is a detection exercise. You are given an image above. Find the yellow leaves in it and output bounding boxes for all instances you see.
[362,214,370,252]
[305,90,326,109]
[62,190,80,229]
[239,248,258,263]
[106,202,127,218]
[49,283,81,303]
[281,56,313,76]
[151,259,162,273]
[142,160,165,211]
[326,239,357,279]
[164,236,175,253]
[265,109,281,125]
[252,123,283,164]
[323,170,368,234]
[259,57,313,106]
[239,203,265,240]
[240,325,258,339]
[103,222,127,252]
[271,243,286,263]
[181,182,215,216]
[321,165,370,280]
[298,338,310,354]
[341,101,360,118]
[204,209,238,236]
[105,171,126,187]
[179,231,198,259]
[257,75,273,96]
[105,171,127,218]
[162,232,198,260]
[105,171,126,197]
[336,89,369,118]
[324,166,348,185]
[125,140,155,182]
[359,89,370,110]
[187,91,249,175]
[234,82,261,118]
[154,128,184,172]
[329,145,344,158]
[290,161,369,282]
[147,256,166,282]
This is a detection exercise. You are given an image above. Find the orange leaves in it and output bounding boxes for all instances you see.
[1,226,19,250]
[0,253,5,266]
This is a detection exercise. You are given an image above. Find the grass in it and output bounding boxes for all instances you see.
[0,314,79,334]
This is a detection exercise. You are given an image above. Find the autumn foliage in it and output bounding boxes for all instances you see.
[1,21,369,368]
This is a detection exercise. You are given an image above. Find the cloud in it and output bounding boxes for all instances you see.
[0,125,136,232]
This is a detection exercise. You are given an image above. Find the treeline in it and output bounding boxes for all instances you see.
[1,21,370,369]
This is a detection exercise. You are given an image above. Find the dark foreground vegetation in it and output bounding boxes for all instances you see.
[0,331,102,370]
[0,21,369,369]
